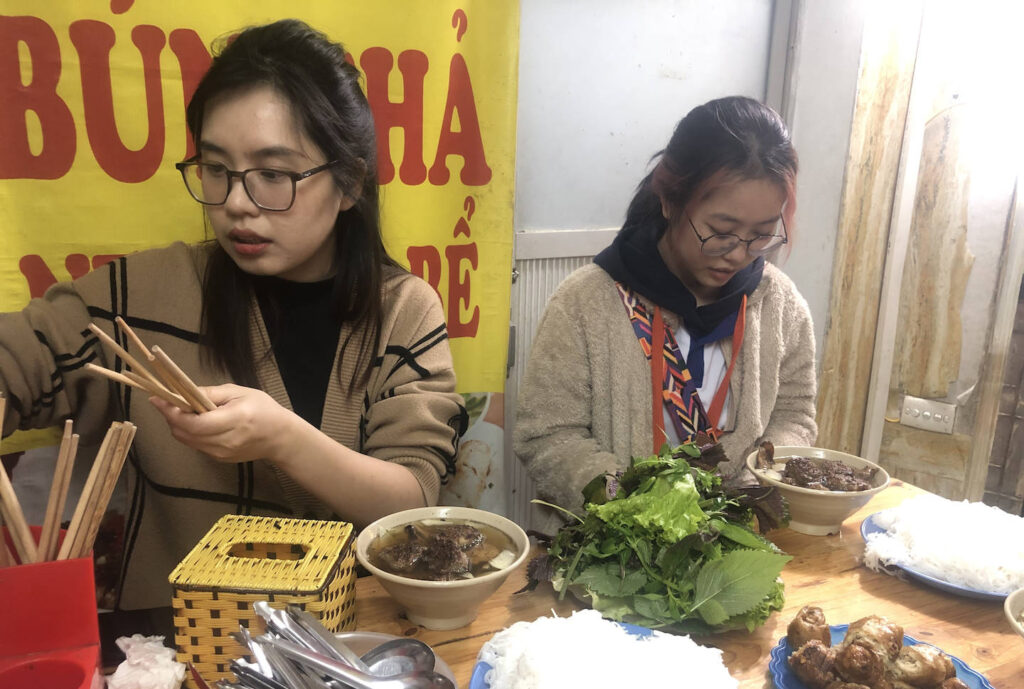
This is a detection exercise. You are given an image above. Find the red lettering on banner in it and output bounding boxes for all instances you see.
[18,255,59,298]
[428,54,491,185]
[445,240,479,337]
[0,17,493,188]
[407,197,481,338]
[407,246,442,297]
[18,253,124,298]
[361,48,428,185]
[64,253,91,280]
[167,29,211,159]
[0,16,76,179]
[69,20,166,183]
[446,196,479,337]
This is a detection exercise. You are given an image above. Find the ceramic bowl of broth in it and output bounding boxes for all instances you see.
[356,506,529,630]
[746,446,890,536]
[1005,587,1024,639]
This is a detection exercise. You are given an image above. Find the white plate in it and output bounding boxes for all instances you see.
[467,622,652,689]
[860,513,1007,601]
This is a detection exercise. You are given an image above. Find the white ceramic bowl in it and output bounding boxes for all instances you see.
[745,446,890,536]
[356,506,529,631]
[1004,587,1024,639]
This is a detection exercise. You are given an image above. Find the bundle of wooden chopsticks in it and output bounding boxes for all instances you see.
[85,316,215,414]
[0,394,136,565]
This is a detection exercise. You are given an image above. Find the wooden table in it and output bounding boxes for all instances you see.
[352,481,1021,688]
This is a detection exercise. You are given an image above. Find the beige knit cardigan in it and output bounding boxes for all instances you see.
[514,262,817,523]
[0,242,465,609]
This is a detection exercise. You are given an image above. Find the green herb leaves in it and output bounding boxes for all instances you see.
[592,473,705,544]
[531,443,791,633]
[691,550,790,625]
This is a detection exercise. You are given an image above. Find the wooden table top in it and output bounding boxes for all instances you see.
[352,481,1021,688]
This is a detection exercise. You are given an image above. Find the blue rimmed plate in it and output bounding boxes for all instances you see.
[768,624,994,689]
[860,513,1006,601]
[468,622,653,689]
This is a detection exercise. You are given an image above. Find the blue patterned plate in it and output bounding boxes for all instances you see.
[768,624,994,689]
[861,513,1007,601]
[468,622,653,689]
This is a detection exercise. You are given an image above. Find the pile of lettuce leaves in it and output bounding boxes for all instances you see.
[526,440,791,634]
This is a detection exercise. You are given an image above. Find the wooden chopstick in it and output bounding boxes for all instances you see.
[74,423,135,560]
[114,316,152,360]
[147,355,207,412]
[0,477,38,564]
[85,363,192,412]
[0,398,11,568]
[112,317,215,414]
[0,396,38,565]
[0,501,35,564]
[88,323,167,392]
[111,316,197,407]
[122,371,192,412]
[152,346,216,412]
[0,518,13,568]
[57,423,121,560]
[38,419,79,562]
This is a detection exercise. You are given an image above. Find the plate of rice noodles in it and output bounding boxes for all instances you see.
[469,609,738,689]
[769,623,994,689]
[860,494,1024,601]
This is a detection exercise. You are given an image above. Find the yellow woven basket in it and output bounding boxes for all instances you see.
[168,515,357,686]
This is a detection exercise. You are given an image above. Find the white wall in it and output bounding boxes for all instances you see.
[783,1,867,358]
[514,0,775,233]
[514,0,867,364]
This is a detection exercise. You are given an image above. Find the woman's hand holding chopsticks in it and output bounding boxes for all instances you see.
[84,318,212,414]
[150,381,428,528]
[149,384,302,464]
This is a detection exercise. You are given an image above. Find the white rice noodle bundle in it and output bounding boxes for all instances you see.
[478,609,737,689]
[863,494,1024,594]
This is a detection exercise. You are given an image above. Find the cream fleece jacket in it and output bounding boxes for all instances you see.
[514,262,817,516]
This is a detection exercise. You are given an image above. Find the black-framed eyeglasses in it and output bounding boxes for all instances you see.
[685,212,788,257]
[175,160,339,212]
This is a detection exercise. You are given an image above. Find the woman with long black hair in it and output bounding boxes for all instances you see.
[0,19,466,613]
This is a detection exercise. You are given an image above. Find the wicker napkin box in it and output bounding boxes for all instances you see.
[169,515,357,685]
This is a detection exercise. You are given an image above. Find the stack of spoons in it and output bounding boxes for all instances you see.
[200,601,456,689]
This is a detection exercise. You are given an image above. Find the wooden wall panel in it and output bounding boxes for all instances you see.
[892,108,973,398]
[816,11,919,454]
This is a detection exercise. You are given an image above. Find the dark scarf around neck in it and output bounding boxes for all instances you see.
[594,219,764,385]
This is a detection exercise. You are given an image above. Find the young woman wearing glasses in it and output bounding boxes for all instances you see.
[0,20,466,613]
[515,96,816,517]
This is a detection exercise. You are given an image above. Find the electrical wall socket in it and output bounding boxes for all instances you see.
[900,395,956,434]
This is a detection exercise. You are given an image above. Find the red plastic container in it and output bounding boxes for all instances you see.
[0,527,102,689]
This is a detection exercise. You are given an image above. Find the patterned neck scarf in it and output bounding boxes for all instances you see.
[616,283,712,443]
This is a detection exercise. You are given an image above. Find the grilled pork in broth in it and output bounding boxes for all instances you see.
[368,519,517,581]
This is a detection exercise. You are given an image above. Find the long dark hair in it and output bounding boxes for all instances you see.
[186,19,400,388]
[623,96,798,243]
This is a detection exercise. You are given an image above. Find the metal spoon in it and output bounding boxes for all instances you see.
[359,638,436,677]
[231,627,276,678]
[267,637,456,689]
[285,604,371,672]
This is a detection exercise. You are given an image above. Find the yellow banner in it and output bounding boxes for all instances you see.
[0,1,517,401]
